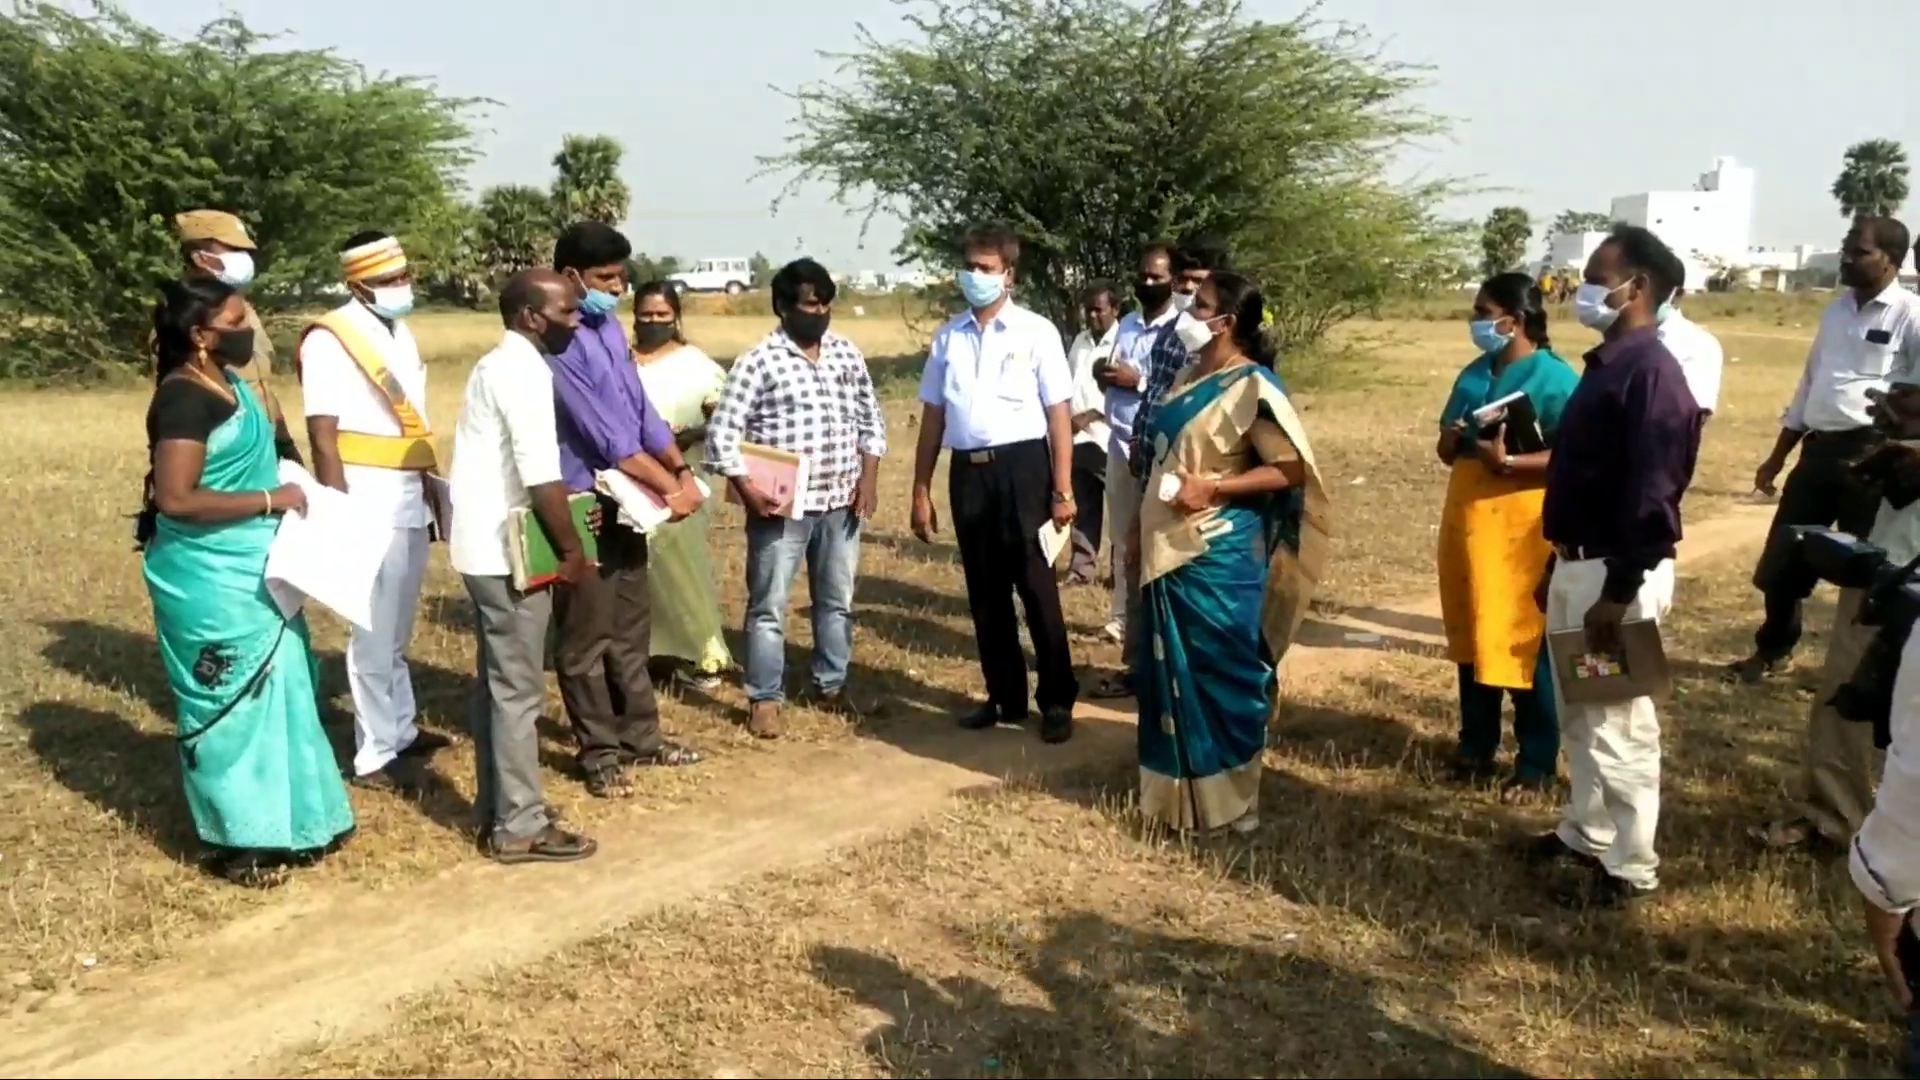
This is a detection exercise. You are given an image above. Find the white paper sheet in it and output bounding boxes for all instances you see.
[263,462,391,632]
[1037,519,1070,565]
[594,470,713,535]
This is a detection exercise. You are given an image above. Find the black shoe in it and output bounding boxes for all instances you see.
[486,825,598,865]
[351,758,424,793]
[1556,868,1657,910]
[1515,830,1603,872]
[400,730,453,758]
[1039,707,1074,744]
[1446,755,1500,786]
[959,704,1025,730]
[1724,652,1789,684]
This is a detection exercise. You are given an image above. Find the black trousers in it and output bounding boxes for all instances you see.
[1751,428,1883,659]
[552,494,662,769]
[949,438,1079,714]
[1068,441,1108,579]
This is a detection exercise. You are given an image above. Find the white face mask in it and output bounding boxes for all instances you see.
[1573,281,1626,331]
[1174,311,1218,354]
[1170,291,1196,313]
[214,251,255,288]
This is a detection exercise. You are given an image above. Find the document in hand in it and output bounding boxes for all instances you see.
[1546,619,1672,706]
[594,470,713,535]
[1037,519,1070,566]
[507,493,600,592]
[264,462,391,632]
[723,442,810,520]
[1470,391,1547,455]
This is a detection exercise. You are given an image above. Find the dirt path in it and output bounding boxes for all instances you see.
[0,503,1776,1079]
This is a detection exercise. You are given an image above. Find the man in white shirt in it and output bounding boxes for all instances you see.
[448,268,597,865]
[1733,216,1920,683]
[1657,290,1725,418]
[910,221,1080,744]
[299,232,445,790]
[1094,244,1183,652]
[1064,281,1119,586]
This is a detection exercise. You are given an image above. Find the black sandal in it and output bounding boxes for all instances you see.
[583,763,635,798]
[629,742,703,768]
[1087,674,1134,700]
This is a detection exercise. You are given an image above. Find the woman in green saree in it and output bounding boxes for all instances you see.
[140,277,354,888]
[1135,273,1331,835]
[630,281,734,690]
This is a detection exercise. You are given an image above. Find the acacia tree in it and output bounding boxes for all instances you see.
[550,134,631,227]
[764,0,1465,344]
[1479,206,1532,278]
[1548,209,1613,236]
[0,2,479,377]
[1833,139,1910,219]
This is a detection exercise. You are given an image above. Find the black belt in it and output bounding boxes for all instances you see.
[953,439,1042,466]
[1553,543,1672,563]
[1805,427,1879,445]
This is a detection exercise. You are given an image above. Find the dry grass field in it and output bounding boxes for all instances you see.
[0,295,1883,1077]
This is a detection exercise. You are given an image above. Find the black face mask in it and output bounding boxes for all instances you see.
[1133,279,1172,312]
[782,310,831,347]
[211,327,255,367]
[531,315,577,356]
[634,322,678,351]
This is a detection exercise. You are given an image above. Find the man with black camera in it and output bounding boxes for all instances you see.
[1732,217,1920,688]
[1527,225,1702,909]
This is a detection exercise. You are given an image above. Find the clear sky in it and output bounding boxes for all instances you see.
[119,0,1920,272]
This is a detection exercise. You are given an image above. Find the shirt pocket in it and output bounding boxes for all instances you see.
[994,346,1039,404]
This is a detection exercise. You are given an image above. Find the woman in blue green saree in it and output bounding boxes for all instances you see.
[1135,273,1331,835]
[140,277,354,889]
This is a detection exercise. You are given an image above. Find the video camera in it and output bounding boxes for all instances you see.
[1791,526,1920,749]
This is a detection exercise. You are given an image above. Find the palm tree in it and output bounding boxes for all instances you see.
[1832,139,1911,219]
[550,134,631,227]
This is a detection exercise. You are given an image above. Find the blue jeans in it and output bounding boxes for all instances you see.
[743,507,862,704]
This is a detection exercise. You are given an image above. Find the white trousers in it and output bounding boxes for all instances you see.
[1106,441,1144,627]
[1547,555,1675,890]
[349,525,430,776]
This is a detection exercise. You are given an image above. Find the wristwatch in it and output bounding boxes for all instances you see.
[1052,490,1074,504]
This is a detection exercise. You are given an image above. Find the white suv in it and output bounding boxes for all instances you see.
[667,257,753,295]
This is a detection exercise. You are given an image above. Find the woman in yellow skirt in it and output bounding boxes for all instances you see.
[1435,272,1580,797]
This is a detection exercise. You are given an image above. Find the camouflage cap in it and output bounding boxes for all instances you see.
[172,210,256,251]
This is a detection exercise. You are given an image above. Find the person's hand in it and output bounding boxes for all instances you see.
[584,501,605,534]
[1582,597,1630,654]
[1092,358,1115,389]
[666,477,706,522]
[853,467,880,521]
[1106,362,1142,391]
[734,476,785,520]
[555,546,589,586]
[911,487,939,542]
[1051,492,1077,529]
[268,483,307,516]
[1755,455,1786,496]
[1170,472,1217,515]
[700,397,719,418]
[1471,424,1509,473]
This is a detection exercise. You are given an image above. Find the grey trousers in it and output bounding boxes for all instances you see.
[463,574,553,844]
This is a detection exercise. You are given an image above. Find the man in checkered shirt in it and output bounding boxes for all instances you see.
[706,257,887,739]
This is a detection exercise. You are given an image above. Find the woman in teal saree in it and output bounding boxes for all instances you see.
[140,277,354,888]
[1135,273,1331,835]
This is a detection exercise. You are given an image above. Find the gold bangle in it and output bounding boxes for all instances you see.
[263,490,272,516]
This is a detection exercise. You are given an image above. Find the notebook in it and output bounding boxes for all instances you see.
[1470,391,1547,455]
[723,442,811,520]
[1545,619,1672,706]
[506,492,600,591]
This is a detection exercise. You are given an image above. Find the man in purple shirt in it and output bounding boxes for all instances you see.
[548,222,707,796]
[1527,224,1702,910]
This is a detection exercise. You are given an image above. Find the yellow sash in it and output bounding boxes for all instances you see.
[298,311,438,471]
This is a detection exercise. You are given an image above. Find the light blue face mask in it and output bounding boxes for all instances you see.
[579,288,619,319]
[1469,318,1511,355]
[958,270,1006,309]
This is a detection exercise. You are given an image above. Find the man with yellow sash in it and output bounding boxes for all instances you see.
[299,231,448,790]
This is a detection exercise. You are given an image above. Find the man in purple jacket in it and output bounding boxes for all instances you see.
[547,222,707,797]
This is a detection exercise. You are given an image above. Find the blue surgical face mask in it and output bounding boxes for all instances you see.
[1655,288,1679,325]
[579,288,619,319]
[368,284,414,321]
[1469,318,1511,355]
[958,270,1006,310]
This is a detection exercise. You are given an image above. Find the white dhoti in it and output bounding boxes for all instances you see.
[349,524,430,776]
[1547,555,1675,891]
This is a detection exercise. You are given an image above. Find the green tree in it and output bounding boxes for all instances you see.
[749,251,773,287]
[763,0,1459,343]
[1833,138,1910,219]
[473,185,554,284]
[1479,206,1532,278]
[1548,209,1614,237]
[551,134,631,227]
[0,2,479,377]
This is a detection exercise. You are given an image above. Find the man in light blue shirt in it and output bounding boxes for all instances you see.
[911,221,1081,743]
[1090,242,1181,685]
